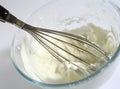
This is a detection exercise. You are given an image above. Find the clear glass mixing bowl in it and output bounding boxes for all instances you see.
[11,0,120,89]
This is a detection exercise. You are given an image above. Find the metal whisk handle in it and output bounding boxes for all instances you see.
[0,5,16,23]
[0,5,9,22]
[0,5,26,28]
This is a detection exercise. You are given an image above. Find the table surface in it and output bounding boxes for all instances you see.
[0,0,120,89]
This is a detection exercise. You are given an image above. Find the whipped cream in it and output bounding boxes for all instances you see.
[20,23,116,84]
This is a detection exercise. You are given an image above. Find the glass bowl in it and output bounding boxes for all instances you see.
[11,0,120,89]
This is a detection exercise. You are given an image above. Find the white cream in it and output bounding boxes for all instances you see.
[20,23,116,84]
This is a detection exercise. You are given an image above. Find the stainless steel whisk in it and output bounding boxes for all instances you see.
[0,5,109,70]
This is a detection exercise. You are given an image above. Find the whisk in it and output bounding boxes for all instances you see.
[0,5,109,71]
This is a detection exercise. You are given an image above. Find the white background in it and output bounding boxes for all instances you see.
[0,0,120,89]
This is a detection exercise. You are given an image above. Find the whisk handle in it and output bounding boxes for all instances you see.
[0,5,10,22]
[0,5,26,28]
[0,5,18,23]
